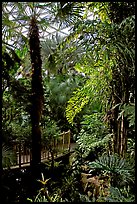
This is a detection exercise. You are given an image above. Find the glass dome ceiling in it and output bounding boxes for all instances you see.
[2,2,93,47]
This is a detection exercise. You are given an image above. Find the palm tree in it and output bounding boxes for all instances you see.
[2,2,85,174]
[29,15,44,171]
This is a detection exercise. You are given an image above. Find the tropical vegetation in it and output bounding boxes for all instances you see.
[2,2,135,202]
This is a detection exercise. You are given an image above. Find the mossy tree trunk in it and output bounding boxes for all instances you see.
[29,16,44,169]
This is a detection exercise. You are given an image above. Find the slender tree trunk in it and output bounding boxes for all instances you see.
[119,87,129,157]
[111,71,130,157]
[108,2,134,158]
[111,68,121,155]
[29,16,44,171]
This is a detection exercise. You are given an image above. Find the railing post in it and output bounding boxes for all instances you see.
[26,147,29,163]
[30,149,32,163]
[23,142,25,164]
[15,143,18,165]
[19,142,21,168]
[62,132,64,152]
[68,130,71,151]
[48,150,50,160]
[54,138,57,157]
[10,130,72,169]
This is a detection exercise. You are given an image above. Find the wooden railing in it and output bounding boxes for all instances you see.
[11,130,71,168]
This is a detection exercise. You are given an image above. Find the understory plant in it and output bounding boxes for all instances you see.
[76,113,111,158]
[27,173,51,202]
[102,186,135,202]
[41,117,61,167]
[2,143,16,168]
[27,167,81,202]
[87,153,135,202]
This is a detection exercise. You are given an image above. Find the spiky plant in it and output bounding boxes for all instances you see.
[88,153,134,186]
[2,144,16,168]
[29,15,44,169]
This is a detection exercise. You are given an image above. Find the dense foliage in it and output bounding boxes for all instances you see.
[2,2,135,203]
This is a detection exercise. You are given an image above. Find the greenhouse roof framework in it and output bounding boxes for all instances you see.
[2,2,94,47]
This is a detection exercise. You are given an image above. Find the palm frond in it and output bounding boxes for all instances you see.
[2,143,16,168]
[50,2,85,28]
[89,153,134,184]
[107,186,135,202]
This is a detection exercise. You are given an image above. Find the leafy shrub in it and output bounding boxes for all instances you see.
[76,113,111,158]
[77,131,112,158]
[126,138,135,159]
[80,113,107,134]
[88,153,135,186]
[123,103,135,128]
[97,186,135,202]
[41,117,61,155]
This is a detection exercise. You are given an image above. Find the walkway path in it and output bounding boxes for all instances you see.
[7,143,76,170]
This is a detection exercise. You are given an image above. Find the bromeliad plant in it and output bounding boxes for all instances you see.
[27,173,66,202]
[27,173,51,202]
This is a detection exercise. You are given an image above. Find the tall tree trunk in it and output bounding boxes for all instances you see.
[111,78,129,157]
[120,79,129,157]
[111,67,122,155]
[108,2,134,157]
[29,16,44,170]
